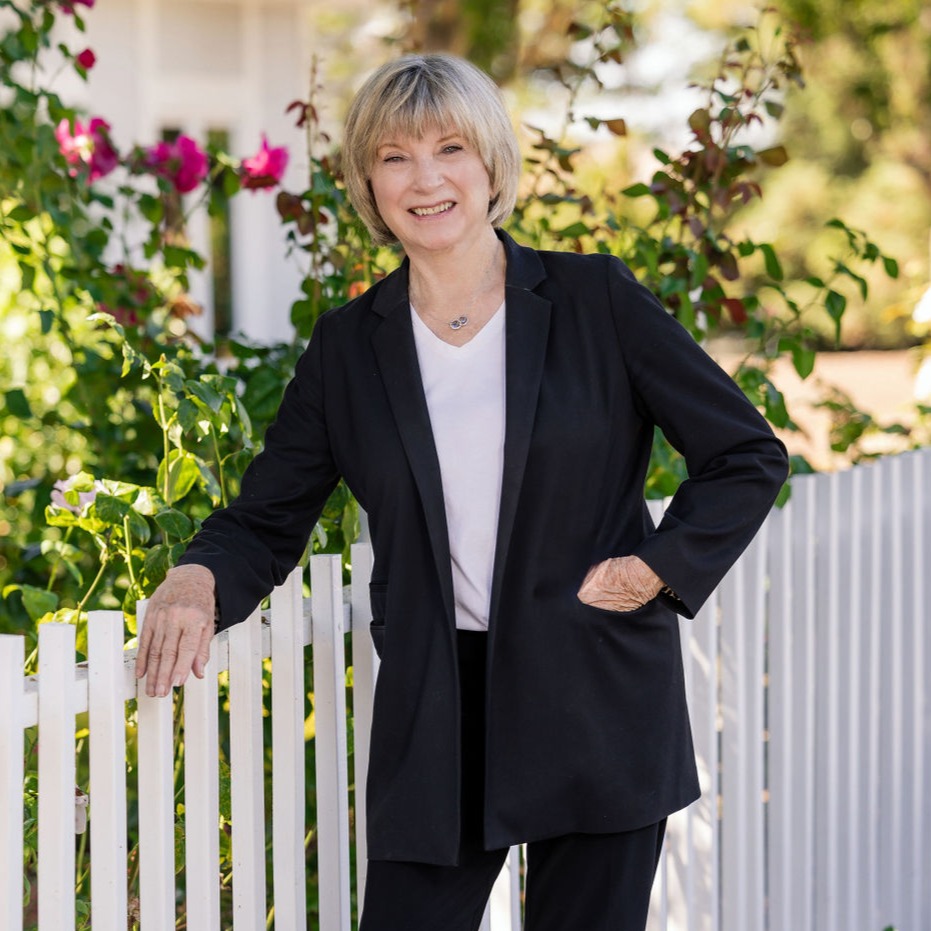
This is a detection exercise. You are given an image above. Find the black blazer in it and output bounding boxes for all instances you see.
[180,230,788,864]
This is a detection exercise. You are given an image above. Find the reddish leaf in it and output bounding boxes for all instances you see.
[605,118,627,136]
[722,298,748,324]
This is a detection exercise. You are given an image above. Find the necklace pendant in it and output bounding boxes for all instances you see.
[449,315,469,330]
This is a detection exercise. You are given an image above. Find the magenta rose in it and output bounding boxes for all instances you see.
[55,116,119,182]
[59,0,95,13]
[76,48,96,70]
[241,134,289,190]
[146,135,209,194]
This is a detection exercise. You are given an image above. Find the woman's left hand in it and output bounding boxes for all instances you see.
[577,555,664,613]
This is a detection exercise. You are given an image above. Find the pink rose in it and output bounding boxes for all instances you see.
[146,135,208,194]
[55,116,119,182]
[76,48,96,70]
[241,134,289,190]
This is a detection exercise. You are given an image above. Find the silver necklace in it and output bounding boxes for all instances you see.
[411,241,502,334]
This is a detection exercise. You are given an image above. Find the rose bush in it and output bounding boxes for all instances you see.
[0,0,331,647]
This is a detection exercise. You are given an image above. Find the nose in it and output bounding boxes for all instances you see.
[411,155,443,192]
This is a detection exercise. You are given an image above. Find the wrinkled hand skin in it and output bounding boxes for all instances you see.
[577,555,665,613]
[134,564,216,698]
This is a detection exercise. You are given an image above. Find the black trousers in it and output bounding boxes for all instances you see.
[359,631,666,931]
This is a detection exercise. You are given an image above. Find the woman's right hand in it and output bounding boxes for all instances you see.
[134,563,217,698]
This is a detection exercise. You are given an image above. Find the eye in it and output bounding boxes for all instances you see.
[441,143,463,155]
[381,154,404,163]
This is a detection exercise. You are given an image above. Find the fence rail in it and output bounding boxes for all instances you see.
[1,447,928,930]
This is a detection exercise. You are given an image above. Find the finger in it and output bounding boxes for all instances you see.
[142,615,168,698]
[134,621,152,678]
[192,624,213,679]
[577,563,603,600]
[170,617,210,688]
[150,619,181,698]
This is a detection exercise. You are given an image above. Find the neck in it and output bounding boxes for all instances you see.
[407,227,503,307]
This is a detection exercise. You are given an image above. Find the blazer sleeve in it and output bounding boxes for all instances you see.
[177,319,340,631]
[606,257,790,618]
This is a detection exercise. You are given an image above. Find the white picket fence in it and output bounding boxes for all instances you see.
[1,446,928,931]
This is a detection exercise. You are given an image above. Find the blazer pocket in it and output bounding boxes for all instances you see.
[575,597,660,622]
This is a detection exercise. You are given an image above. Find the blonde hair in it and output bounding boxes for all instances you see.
[342,54,521,246]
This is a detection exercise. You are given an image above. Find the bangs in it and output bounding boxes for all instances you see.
[373,74,476,149]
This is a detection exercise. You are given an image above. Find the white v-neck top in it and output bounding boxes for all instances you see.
[411,302,506,631]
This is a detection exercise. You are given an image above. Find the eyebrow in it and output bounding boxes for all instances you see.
[376,132,464,151]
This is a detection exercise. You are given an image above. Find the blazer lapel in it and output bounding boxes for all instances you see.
[488,234,551,635]
[370,263,457,631]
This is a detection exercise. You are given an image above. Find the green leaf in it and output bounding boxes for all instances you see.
[4,388,32,418]
[825,290,847,342]
[756,146,789,167]
[621,183,651,198]
[557,221,591,239]
[176,397,203,434]
[764,382,790,428]
[154,508,194,539]
[94,494,131,525]
[882,256,899,279]
[127,508,151,545]
[688,108,711,135]
[157,450,200,505]
[791,344,816,379]
[144,545,171,589]
[758,243,783,281]
[194,458,222,506]
[7,585,60,623]
[764,100,785,119]
[186,379,224,414]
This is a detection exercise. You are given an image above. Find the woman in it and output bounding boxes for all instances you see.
[135,54,788,930]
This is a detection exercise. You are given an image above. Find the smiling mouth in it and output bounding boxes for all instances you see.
[410,201,454,217]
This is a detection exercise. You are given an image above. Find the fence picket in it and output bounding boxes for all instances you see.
[37,622,76,931]
[917,448,931,930]
[681,588,719,931]
[135,600,178,930]
[866,461,885,928]
[228,605,267,928]
[486,847,523,930]
[0,635,24,931]
[910,449,929,930]
[844,466,871,927]
[719,523,767,931]
[350,540,377,914]
[311,554,352,931]
[271,568,308,931]
[182,635,221,930]
[87,611,128,929]
[766,494,794,931]
[880,457,911,926]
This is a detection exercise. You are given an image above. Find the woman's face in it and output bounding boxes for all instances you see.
[368,126,493,256]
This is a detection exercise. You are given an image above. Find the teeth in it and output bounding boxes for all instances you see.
[411,202,454,216]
